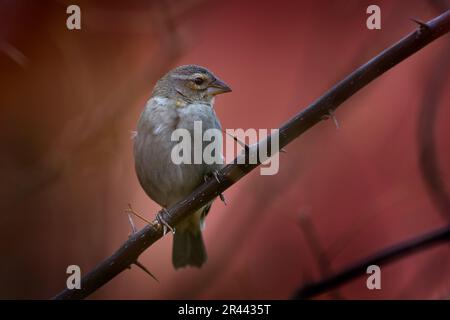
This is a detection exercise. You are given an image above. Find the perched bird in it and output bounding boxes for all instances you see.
[133,65,231,268]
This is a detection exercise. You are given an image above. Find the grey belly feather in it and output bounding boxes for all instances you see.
[133,98,222,208]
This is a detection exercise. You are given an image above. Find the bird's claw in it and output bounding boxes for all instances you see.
[157,209,175,235]
[211,171,228,206]
[212,170,223,183]
[204,170,224,184]
[204,171,227,206]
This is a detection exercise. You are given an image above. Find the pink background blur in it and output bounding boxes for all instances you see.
[1,0,449,299]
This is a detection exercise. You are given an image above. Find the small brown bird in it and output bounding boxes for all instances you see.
[133,65,231,268]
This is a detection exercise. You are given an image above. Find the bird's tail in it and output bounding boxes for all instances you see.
[172,214,207,269]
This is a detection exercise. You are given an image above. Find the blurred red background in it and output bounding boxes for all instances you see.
[0,0,449,299]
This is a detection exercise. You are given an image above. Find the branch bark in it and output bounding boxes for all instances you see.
[293,224,450,299]
[53,10,450,300]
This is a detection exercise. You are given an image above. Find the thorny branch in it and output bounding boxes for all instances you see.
[293,224,450,299]
[53,11,450,299]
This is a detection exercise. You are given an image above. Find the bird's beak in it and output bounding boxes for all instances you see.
[207,77,232,96]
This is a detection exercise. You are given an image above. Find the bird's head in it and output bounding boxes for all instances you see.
[153,65,231,104]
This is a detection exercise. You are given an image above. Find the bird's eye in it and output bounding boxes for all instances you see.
[193,77,204,85]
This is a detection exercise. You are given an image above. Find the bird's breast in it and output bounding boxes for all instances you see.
[133,97,222,207]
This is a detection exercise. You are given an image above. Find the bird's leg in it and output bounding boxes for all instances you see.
[126,203,174,235]
[157,208,175,235]
[321,109,340,129]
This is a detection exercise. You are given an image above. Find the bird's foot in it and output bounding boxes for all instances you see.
[213,170,224,183]
[157,208,175,235]
[204,170,224,184]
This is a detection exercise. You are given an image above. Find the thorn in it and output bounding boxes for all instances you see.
[280,148,287,153]
[219,193,227,205]
[125,203,152,224]
[330,111,340,129]
[134,260,159,282]
[127,212,137,234]
[410,18,429,30]
[321,109,340,129]
[205,170,225,184]
[226,132,250,153]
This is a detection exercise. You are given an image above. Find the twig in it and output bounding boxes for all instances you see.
[298,211,342,299]
[53,11,450,300]
[293,224,450,299]
[298,211,333,278]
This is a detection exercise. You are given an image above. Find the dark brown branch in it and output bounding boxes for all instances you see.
[298,211,342,299]
[53,11,450,300]
[293,224,450,299]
